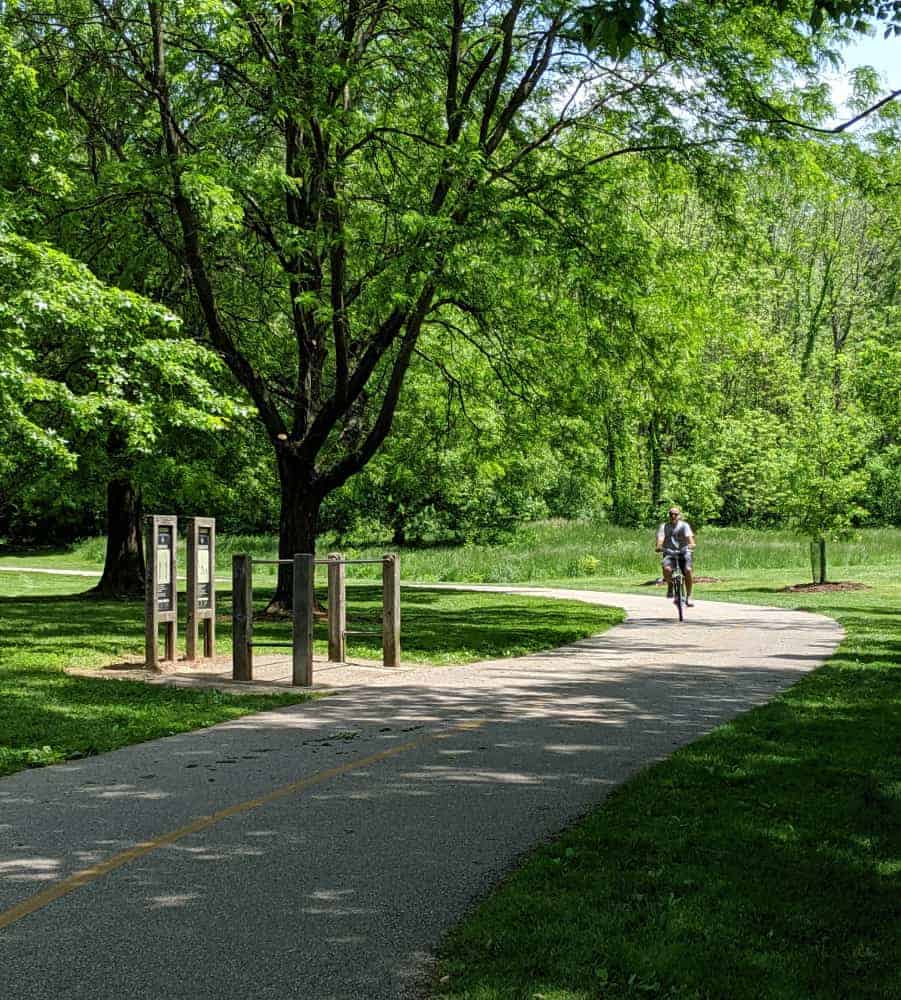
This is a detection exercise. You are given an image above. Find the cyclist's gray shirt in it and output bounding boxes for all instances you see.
[657,520,693,553]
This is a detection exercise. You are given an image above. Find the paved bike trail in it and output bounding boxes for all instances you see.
[0,589,842,1000]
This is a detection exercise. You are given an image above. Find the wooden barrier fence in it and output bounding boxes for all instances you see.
[231,553,400,686]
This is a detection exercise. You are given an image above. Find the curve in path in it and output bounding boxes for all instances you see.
[0,589,842,1000]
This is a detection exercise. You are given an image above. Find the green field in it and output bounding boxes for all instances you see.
[47,521,900,584]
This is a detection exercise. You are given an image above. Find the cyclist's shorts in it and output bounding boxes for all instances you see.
[663,550,692,573]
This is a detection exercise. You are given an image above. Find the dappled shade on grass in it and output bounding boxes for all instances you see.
[0,576,320,774]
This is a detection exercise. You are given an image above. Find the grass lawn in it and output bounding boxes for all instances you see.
[0,568,621,778]
[434,569,901,1000]
[35,522,900,584]
[0,571,320,777]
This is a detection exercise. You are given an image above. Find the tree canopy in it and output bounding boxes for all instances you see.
[0,2,898,586]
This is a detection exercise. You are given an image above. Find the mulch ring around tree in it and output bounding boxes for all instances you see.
[781,581,870,593]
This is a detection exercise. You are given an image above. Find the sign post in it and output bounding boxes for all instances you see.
[186,516,216,661]
[145,514,178,669]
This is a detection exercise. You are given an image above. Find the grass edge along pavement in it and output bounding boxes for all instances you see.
[433,580,900,1000]
[0,570,623,779]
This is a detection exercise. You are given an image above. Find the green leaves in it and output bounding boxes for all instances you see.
[804,1,901,35]
[781,401,873,541]
[578,0,648,59]
[0,231,240,481]
[181,169,243,234]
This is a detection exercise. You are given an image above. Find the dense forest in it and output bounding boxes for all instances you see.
[1,2,899,596]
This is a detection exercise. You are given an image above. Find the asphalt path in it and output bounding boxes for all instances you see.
[0,588,842,1000]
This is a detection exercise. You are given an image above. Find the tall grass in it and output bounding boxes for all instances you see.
[68,521,901,584]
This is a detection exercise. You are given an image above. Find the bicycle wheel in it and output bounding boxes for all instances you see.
[674,576,684,621]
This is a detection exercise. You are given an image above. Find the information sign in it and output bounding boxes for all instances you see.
[157,526,173,612]
[198,528,211,609]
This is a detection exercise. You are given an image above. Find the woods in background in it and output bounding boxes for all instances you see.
[1,3,898,593]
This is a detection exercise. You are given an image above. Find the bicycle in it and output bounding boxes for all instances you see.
[666,548,689,622]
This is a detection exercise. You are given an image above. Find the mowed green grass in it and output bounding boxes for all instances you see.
[433,571,901,1000]
[0,571,320,776]
[0,569,621,778]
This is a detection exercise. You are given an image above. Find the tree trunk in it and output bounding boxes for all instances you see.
[605,414,625,525]
[265,451,321,615]
[648,419,662,517]
[819,537,827,585]
[88,476,145,598]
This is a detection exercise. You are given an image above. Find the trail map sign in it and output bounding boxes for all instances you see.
[156,525,174,612]
[145,514,177,669]
[187,517,216,660]
[198,529,211,608]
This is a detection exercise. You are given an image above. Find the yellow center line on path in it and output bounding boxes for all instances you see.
[0,719,485,932]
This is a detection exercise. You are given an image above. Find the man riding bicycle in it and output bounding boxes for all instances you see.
[656,506,695,606]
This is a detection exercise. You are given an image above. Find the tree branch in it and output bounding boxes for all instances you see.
[146,0,285,441]
[754,89,901,135]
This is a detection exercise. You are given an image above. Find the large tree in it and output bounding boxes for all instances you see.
[7,0,897,606]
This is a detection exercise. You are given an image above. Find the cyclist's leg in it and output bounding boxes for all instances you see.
[662,556,674,598]
[682,551,694,603]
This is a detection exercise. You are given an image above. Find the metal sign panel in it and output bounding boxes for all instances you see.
[198,528,211,609]
[157,526,173,612]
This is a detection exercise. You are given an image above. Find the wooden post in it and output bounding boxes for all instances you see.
[293,553,314,686]
[327,553,346,663]
[382,553,400,667]
[145,517,158,669]
[186,517,216,661]
[232,554,253,681]
[204,603,214,658]
[145,515,177,670]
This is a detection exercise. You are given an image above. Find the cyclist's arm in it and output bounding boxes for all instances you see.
[655,526,664,551]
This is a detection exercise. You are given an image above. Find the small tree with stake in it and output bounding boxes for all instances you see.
[781,401,871,584]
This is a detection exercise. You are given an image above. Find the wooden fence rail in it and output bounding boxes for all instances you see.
[231,553,400,685]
